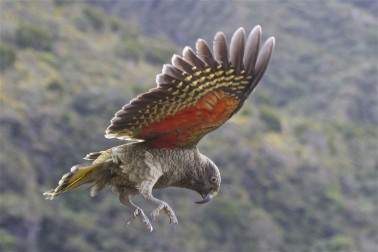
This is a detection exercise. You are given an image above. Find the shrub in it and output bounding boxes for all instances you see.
[0,43,16,70]
[116,38,142,62]
[143,36,176,65]
[54,0,74,6]
[47,78,64,93]
[328,235,355,251]
[259,107,282,132]
[82,6,105,31]
[115,26,142,61]
[109,17,123,32]
[15,24,53,51]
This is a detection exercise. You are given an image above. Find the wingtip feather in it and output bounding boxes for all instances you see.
[196,38,216,69]
[230,27,245,74]
[213,31,229,67]
[250,35,275,89]
[243,25,262,75]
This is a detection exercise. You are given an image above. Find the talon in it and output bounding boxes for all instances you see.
[163,205,178,225]
[125,214,137,226]
[151,204,178,225]
[124,209,153,232]
[150,208,160,221]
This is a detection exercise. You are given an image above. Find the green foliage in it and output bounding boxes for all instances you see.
[54,0,75,6]
[39,52,60,68]
[328,235,355,251]
[116,37,141,61]
[253,91,275,107]
[0,43,16,70]
[0,229,18,252]
[47,78,64,93]
[109,16,123,32]
[15,24,53,51]
[259,107,282,132]
[82,6,105,31]
[143,36,176,65]
[115,25,142,61]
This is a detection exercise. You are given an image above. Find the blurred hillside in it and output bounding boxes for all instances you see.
[0,1,377,252]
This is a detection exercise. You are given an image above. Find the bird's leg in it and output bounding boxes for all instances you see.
[119,190,153,232]
[141,192,178,225]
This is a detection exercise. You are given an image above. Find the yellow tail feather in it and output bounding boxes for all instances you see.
[44,163,99,200]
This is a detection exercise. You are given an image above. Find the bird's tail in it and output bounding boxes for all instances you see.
[43,163,101,200]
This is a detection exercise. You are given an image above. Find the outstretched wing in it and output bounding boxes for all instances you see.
[105,26,275,148]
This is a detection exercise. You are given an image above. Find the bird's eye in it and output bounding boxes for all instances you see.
[210,176,217,183]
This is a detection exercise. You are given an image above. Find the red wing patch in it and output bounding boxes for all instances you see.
[142,91,239,148]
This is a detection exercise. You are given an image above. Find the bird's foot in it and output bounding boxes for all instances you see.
[151,204,178,225]
[125,208,153,232]
[43,189,57,200]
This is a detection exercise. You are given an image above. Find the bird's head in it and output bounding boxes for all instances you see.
[195,158,221,204]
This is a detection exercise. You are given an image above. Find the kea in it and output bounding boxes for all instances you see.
[44,26,275,232]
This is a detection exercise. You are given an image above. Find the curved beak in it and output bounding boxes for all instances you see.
[195,192,214,204]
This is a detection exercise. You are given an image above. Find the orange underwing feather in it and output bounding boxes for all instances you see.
[105,26,275,148]
[143,91,239,148]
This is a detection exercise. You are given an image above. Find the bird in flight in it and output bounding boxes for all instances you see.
[44,26,275,232]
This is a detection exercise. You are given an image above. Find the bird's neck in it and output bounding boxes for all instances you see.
[152,147,206,191]
[169,151,209,192]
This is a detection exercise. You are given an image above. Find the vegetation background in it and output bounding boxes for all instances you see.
[0,0,377,251]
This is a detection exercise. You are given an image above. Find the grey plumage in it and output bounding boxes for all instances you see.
[44,143,219,231]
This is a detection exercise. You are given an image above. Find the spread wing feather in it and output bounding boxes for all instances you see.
[196,39,217,70]
[105,26,275,148]
[213,32,230,69]
[229,27,245,75]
